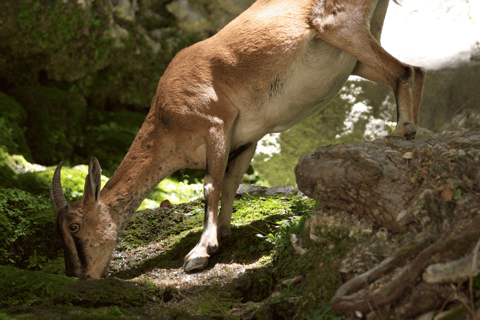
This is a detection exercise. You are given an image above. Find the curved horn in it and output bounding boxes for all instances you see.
[50,162,68,215]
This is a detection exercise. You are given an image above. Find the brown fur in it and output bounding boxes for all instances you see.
[50,0,425,278]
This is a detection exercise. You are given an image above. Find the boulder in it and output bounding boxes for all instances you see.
[295,131,480,233]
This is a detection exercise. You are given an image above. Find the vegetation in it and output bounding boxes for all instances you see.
[0,119,352,317]
[0,143,348,318]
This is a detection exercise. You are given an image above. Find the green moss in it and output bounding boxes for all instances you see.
[117,199,205,252]
[0,265,75,307]
[284,222,356,319]
[0,187,63,268]
[0,147,108,203]
[13,164,108,203]
[232,195,293,225]
[3,0,112,84]
[49,278,152,308]
[191,292,229,315]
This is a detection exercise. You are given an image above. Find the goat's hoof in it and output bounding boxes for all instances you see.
[405,123,417,140]
[392,123,417,140]
[183,257,208,272]
[217,229,231,242]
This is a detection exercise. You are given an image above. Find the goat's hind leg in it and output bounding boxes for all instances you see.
[352,63,426,137]
[311,0,425,140]
[217,142,257,242]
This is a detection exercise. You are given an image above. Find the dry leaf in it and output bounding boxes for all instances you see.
[441,189,453,202]
[161,200,171,207]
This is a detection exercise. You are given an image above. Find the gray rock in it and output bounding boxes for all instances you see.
[264,185,303,197]
[235,184,302,198]
[235,184,267,198]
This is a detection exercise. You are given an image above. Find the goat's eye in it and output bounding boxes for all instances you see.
[69,224,80,233]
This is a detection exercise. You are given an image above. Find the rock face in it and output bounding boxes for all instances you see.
[295,141,410,233]
[295,131,480,233]
[0,0,201,110]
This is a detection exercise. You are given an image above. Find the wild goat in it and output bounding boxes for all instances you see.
[50,0,425,279]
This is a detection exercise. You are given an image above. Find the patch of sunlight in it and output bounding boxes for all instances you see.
[231,195,292,226]
[72,165,109,189]
[137,198,159,211]
[336,102,395,141]
[255,133,281,161]
[364,118,396,140]
[139,177,204,210]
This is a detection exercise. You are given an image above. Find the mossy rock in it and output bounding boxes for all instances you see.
[0,92,32,160]
[0,147,34,188]
[0,187,61,268]
[0,265,76,308]
[7,86,86,166]
[0,0,205,110]
[0,0,112,85]
[49,278,151,308]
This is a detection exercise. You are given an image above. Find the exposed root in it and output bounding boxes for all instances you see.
[331,230,480,313]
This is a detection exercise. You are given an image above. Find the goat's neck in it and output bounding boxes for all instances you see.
[99,113,179,232]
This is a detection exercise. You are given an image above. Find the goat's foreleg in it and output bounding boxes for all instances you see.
[183,108,238,272]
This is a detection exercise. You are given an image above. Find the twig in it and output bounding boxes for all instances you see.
[472,237,480,276]
[218,297,244,302]
[176,289,191,301]
[437,287,456,316]
[212,298,228,317]
[456,282,476,320]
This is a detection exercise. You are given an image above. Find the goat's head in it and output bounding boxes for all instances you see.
[50,157,117,279]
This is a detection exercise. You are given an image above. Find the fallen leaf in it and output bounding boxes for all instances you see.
[161,200,171,207]
[441,189,453,202]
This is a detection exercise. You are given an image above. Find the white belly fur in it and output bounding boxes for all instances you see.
[231,37,357,149]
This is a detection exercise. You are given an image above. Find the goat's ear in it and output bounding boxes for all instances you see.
[83,157,102,205]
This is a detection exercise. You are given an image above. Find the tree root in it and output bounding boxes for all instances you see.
[331,230,480,313]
